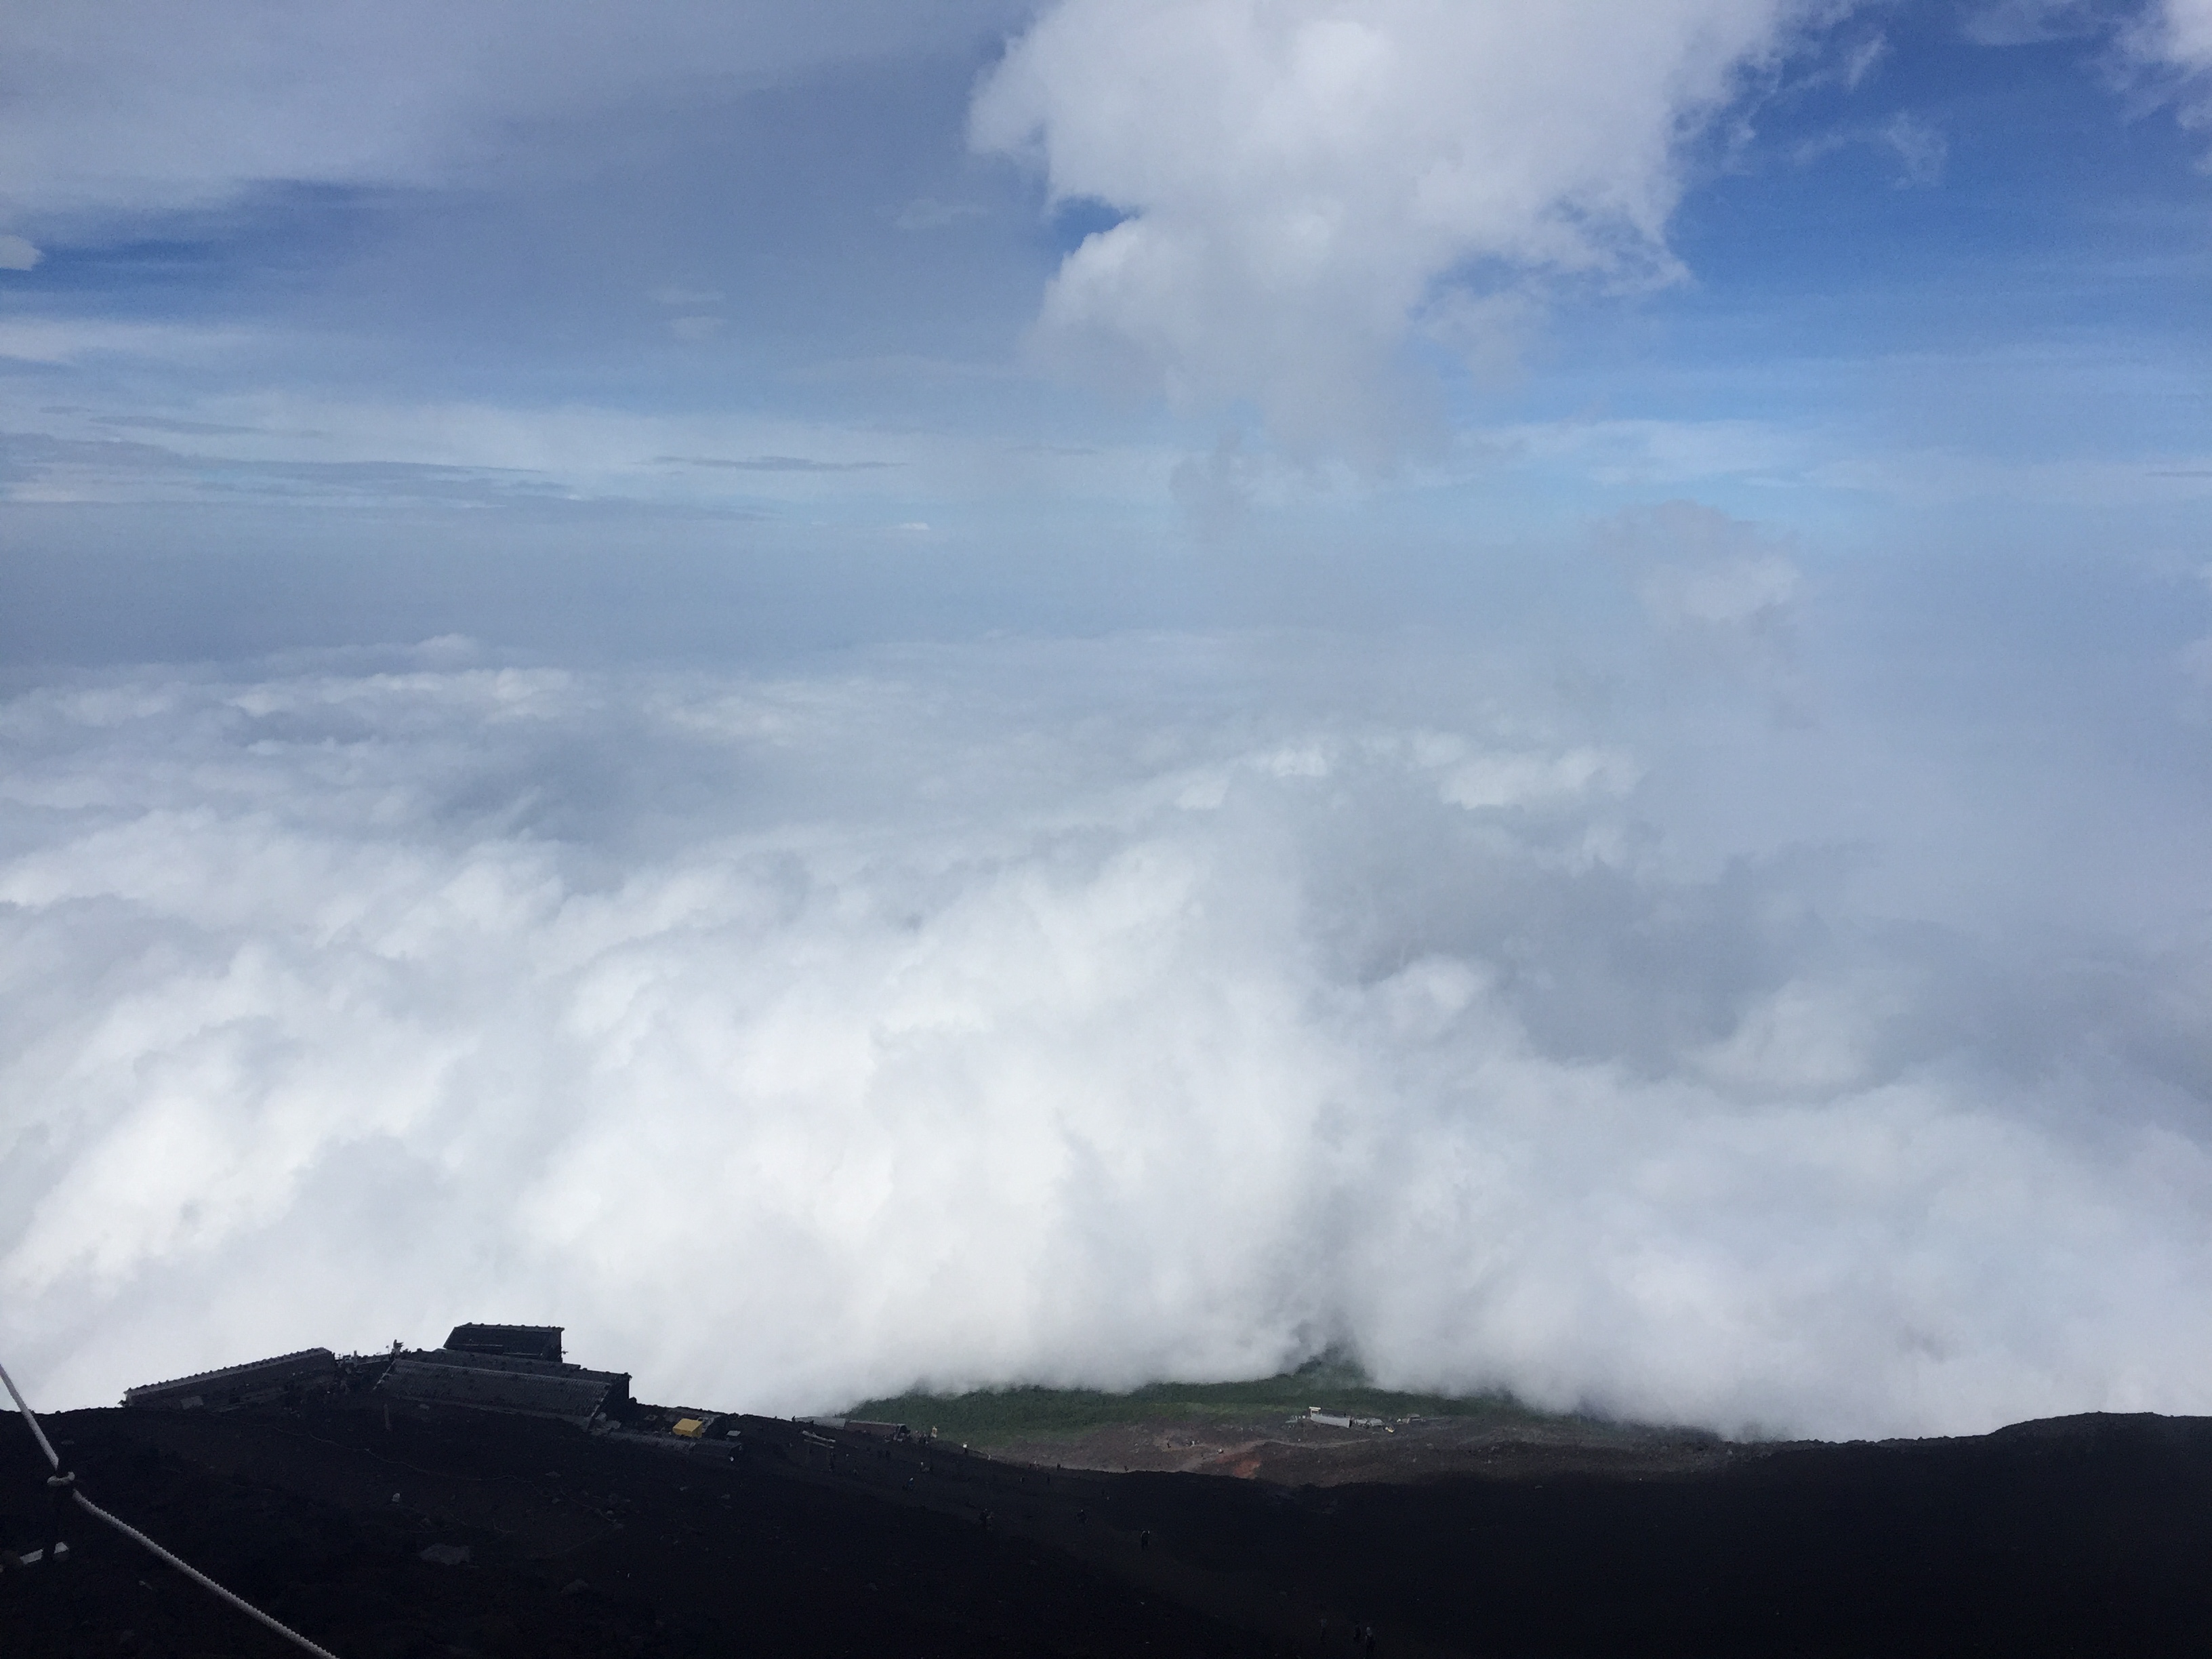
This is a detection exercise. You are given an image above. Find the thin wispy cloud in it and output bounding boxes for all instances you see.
[1959,1,2110,47]
[90,414,267,436]
[1793,112,1949,188]
[657,455,904,472]
[0,1,1033,218]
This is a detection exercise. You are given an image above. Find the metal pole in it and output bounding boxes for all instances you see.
[1,1355,344,1658]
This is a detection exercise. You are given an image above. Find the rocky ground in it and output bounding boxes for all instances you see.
[7,1389,2212,1657]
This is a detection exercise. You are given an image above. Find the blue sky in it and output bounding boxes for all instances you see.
[5,3,2212,1430]
[2,0,2209,615]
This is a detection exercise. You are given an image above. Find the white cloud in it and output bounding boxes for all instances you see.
[0,234,40,270]
[2131,1,2212,136]
[2148,0,2212,66]
[3,638,2210,1439]
[972,0,1828,463]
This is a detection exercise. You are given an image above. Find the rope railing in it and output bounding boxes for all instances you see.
[1,1355,343,1659]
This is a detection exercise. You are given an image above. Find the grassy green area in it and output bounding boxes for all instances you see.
[840,1353,1561,1446]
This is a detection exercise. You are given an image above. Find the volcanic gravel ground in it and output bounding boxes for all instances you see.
[6,1397,2212,1657]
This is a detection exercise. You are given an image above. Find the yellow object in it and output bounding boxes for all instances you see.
[672,1418,705,1439]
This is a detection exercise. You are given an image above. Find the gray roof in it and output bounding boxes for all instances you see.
[375,1355,621,1426]
[409,1348,584,1379]
[124,1348,339,1408]
[443,1324,563,1362]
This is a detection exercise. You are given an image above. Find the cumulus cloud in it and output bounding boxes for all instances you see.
[0,234,41,270]
[3,636,2210,1440]
[972,0,1830,462]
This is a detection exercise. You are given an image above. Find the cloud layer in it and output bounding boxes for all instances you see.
[5,631,2209,1439]
[973,0,1820,461]
[0,0,1027,218]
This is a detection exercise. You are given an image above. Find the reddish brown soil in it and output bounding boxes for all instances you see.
[989,1411,1734,1486]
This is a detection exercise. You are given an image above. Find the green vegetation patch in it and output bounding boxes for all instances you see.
[842,1353,1562,1446]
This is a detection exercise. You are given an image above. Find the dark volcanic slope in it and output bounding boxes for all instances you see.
[7,1399,2212,1658]
[2,1404,1240,1659]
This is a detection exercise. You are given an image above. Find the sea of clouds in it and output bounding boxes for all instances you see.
[10,0,2212,1448]
[5,596,2210,1441]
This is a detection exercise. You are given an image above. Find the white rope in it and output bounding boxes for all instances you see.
[1,1355,344,1659]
